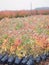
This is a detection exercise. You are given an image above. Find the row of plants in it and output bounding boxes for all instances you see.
[0,15,49,59]
[0,33,49,58]
[0,52,49,65]
[0,10,49,20]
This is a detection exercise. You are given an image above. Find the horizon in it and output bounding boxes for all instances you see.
[0,0,49,11]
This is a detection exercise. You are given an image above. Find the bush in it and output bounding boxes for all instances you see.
[8,37,15,45]
[3,34,8,39]
[0,39,3,45]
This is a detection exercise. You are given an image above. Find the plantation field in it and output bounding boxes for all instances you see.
[0,15,49,58]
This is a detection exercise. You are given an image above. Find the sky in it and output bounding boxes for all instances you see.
[0,0,49,11]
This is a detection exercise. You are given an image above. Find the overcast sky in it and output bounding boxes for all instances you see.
[0,0,49,11]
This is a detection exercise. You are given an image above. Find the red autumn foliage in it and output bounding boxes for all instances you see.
[0,10,49,19]
[14,39,22,47]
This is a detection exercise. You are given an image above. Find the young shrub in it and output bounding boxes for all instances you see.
[3,34,8,39]
[0,39,3,45]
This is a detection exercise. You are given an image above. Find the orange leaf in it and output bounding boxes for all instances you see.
[14,39,22,47]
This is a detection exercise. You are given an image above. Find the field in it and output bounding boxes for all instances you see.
[0,15,49,59]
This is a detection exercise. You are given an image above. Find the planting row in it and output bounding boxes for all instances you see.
[0,53,49,65]
[0,10,49,19]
